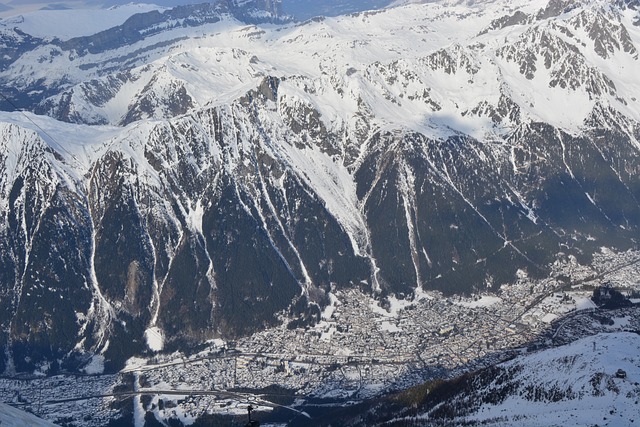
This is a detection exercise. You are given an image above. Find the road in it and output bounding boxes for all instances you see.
[41,388,312,418]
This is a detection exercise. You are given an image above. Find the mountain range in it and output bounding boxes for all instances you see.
[1,0,640,375]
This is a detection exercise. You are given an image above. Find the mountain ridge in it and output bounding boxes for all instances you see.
[1,0,640,375]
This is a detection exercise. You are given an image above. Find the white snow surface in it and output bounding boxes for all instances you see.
[575,296,598,310]
[462,332,640,426]
[380,320,402,333]
[0,3,166,38]
[144,326,165,352]
[82,354,105,374]
[3,0,639,134]
[0,402,57,427]
[371,294,414,318]
[0,111,122,176]
[454,295,502,309]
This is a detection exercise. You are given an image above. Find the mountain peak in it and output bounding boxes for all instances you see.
[1,0,640,382]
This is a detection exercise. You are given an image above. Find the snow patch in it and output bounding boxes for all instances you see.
[455,295,502,309]
[145,326,165,352]
[605,315,631,330]
[187,200,205,234]
[380,320,402,333]
[281,143,370,256]
[371,294,414,318]
[83,354,105,375]
[574,296,597,311]
[321,292,339,320]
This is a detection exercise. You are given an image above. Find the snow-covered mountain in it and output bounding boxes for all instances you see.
[321,331,640,426]
[281,0,394,20]
[2,0,640,374]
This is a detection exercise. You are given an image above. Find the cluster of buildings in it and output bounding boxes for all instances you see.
[1,249,639,425]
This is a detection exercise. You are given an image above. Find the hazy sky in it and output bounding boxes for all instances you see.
[0,0,198,17]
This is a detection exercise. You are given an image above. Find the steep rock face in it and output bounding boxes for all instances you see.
[0,125,97,372]
[2,0,640,372]
[570,9,638,59]
[0,28,44,72]
[8,186,95,372]
[120,77,195,125]
[496,26,618,98]
[353,118,640,295]
[0,78,374,370]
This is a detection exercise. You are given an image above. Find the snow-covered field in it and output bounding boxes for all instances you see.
[0,402,57,427]
[462,332,640,427]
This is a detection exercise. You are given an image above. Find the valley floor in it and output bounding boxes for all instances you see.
[1,249,640,426]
